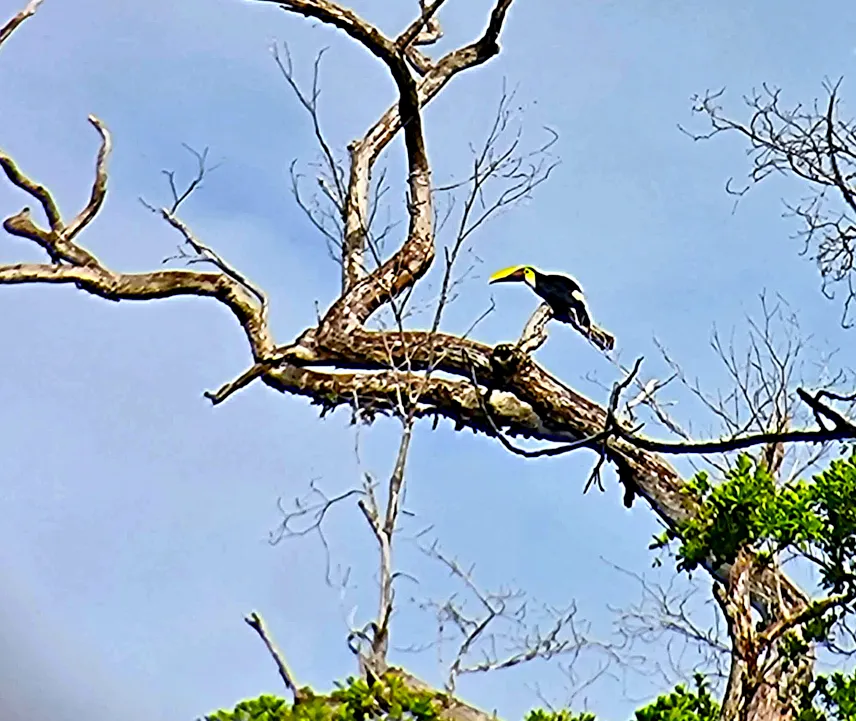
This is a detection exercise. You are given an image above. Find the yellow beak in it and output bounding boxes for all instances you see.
[489,265,528,284]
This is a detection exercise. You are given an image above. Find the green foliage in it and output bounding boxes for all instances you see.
[521,678,719,721]
[670,454,780,571]
[652,453,856,595]
[204,674,441,721]
[208,456,856,721]
[207,694,291,721]
[524,709,596,721]
[804,455,856,593]
[632,674,719,721]
[800,670,856,720]
[206,456,856,721]
[205,675,727,721]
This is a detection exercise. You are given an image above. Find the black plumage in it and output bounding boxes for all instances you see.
[489,265,614,351]
[528,271,591,329]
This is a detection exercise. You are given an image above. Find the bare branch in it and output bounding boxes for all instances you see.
[0,146,63,235]
[244,611,308,702]
[159,208,268,311]
[612,297,856,457]
[414,539,591,695]
[273,44,345,209]
[64,115,111,241]
[0,0,42,49]
[685,81,856,326]
[263,0,437,301]
[615,405,853,455]
[0,124,273,366]
[607,560,729,688]
[356,420,414,670]
[397,0,447,51]
[517,303,553,354]
[271,479,364,585]
[817,388,856,403]
[304,0,518,321]
[586,294,854,488]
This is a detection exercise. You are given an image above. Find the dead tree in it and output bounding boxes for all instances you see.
[3,2,856,720]
[685,80,856,328]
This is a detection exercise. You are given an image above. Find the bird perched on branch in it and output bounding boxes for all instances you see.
[489,265,615,352]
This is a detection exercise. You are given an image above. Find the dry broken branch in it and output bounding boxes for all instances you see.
[0,0,42,49]
[245,611,308,702]
[517,303,553,353]
[357,420,415,671]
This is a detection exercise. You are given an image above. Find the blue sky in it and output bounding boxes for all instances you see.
[1,1,855,719]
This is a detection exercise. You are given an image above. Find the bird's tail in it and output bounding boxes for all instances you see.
[567,307,615,352]
[588,325,615,353]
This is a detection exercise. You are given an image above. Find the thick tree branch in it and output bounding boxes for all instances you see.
[0,150,63,234]
[66,115,111,241]
[0,261,272,354]
[517,303,552,353]
[270,0,432,300]
[396,0,447,52]
[717,551,760,720]
[290,0,518,318]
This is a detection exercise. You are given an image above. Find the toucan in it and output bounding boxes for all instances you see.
[489,265,614,351]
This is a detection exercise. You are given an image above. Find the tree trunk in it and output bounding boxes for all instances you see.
[717,552,813,721]
[720,647,813,721]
